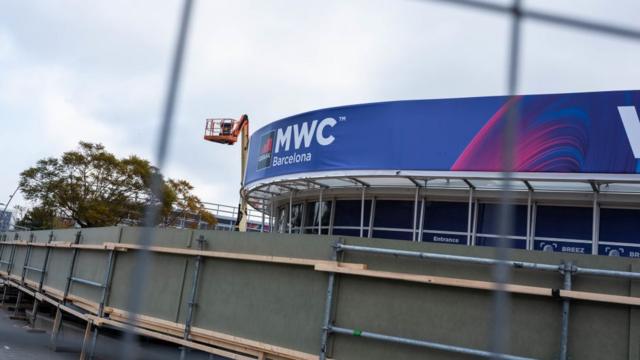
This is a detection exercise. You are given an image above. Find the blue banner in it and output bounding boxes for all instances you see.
[246,90,640,185]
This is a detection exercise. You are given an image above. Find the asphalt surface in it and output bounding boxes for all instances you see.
[0,302,221,360]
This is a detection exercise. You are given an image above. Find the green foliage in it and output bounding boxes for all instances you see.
[19,142,217,228]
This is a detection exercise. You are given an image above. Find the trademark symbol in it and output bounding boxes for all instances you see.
[338,116,347,122]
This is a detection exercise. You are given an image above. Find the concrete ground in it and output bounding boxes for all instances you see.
[0,301,223,360]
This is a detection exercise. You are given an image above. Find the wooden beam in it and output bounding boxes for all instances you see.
[88,316,255,360]
[315,264,640,307]
[106,243,366,270]
[108,308,325,360]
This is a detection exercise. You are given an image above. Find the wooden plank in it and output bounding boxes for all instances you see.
[106,242,366,270]
[315,264,640,307]
[560,289,640,306]
[315,264,552,296]
[108,308,323,360]
[79,320,93,360]
[89,316,256,360]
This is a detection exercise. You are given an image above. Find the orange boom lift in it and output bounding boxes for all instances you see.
[204,114,250,232]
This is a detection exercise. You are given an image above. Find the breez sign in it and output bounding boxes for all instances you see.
[257,117,337,170]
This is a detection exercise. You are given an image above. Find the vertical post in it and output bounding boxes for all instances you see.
[270,195,275,233]
[368,197,376,239]
[412,187,420,242]
[80,320,93,360]
[300,202,307,234]
[13,234,35,318]
[88,248,118,359]
[0,238,6,304]
[526,190,532,250]
[471,199,479,246]
[288,192,293,234]
[466,187,474,246]
[417,196,425,242]
[31,232,54,327]
[592,189,600,255]
[0,238,5,270]
[319,240,341,360]
[559,262,573,360]
[49,307,63,351]
[7,233,18,275]
[21,234,35,284]
[328,199,336,235]
[530,202,537,249]
[51,230,81,350]
[318,189,324,234]
[359,187,365,237]
[180,235,206,360]
[261,198,266,233]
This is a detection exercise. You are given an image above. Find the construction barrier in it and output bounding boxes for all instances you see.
[1,226,640,359]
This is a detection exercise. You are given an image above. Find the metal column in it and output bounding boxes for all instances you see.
[328,199,336,235]
[368,197,376,239]
[359,187,366,238]
[260,199,266,233]
[319,240,342,360]
[288,192,293,234]
[559,262,573,360]
[525,190,532,250]
[88,247,118,359]
[418,197,425,242]
[466,187,474,246]
[591,189,600,255]
[412,187,420,242]
[530,202,537,250]
[13,234,35,319]
[51,231,82,351]
[318,189,324,234]
[30,231,54,327]
[180,235,206,360]
[472,199,479,246]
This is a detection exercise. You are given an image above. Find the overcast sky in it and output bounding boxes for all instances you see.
[1,0,640,213]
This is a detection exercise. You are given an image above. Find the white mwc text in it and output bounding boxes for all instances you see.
[271,117,337,168]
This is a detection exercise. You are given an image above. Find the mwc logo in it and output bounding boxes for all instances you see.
[256,117,338,170]
[274,117,337,153]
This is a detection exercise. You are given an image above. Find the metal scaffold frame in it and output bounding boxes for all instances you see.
[317,242,640,360]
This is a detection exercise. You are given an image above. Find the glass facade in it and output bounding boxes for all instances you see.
[598,208,640,257]
[533,205,592,255]
[372,200,413,240]
[273,197,640,258]
[304,201,331,234]
[334,200,371,237]
[476,203,527,249]
[422,201,468,245]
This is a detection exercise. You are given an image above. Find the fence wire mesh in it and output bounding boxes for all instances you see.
[4,0,636,358]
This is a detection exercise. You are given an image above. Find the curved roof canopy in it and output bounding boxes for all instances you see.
[242,90,640,212]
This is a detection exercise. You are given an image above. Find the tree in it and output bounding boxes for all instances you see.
[19,142,217,228]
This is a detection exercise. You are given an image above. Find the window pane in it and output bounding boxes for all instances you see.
[476,236,526,249]
[276,206,287,233]
[304,201,332,228]
[291,204,303,227]
[372,230,413,241]
[423,201,468,232]
[334,200,371,227]
[535,206,592,240]
[374,200,414,229]
[333,228,369,237]
[599,208,640,244]
[476,203,527,236]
